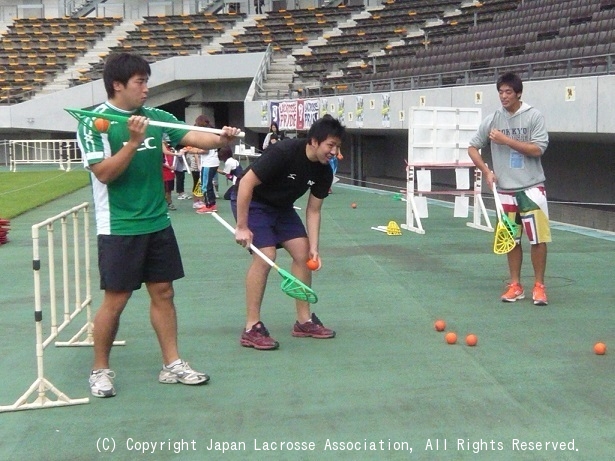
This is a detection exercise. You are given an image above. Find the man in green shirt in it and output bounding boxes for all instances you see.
[77,52,241,398]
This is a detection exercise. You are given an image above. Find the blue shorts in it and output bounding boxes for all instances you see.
[97,226,184,291]
[231,199,307,249]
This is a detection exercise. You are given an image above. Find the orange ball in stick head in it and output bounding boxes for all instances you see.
[94,118,110,133]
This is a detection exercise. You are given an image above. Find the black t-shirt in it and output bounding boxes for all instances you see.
[243,138,333,208]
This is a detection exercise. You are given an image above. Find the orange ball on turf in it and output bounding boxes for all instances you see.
[306,259,319,271]
[434,319,446,332]
[94,118,110,132]
[445,332,457,344]
[594,342,607,355]
[351,202,357,208]
[466,334,478,347]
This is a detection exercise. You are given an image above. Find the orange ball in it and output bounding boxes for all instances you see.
[94,118,110,132]
[351,202,357,209]
[306,259,319,271]
[466,334,478,347]
[594,342,607,355]
[434,319,446,332]
[445,332,457,344]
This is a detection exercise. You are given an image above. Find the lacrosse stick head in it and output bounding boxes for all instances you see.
[192,179,203,197]
[65,108,95,129]
[493,221,516,255]
[501,214,520,237]
[278,268,318,303]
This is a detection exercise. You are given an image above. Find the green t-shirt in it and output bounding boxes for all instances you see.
[77,102,188,235]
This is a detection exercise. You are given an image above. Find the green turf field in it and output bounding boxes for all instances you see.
[0,169,90,219]
[0,183,613,460]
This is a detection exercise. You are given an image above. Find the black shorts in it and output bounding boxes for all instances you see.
[97,226,184,291]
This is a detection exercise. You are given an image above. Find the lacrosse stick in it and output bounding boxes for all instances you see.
[65,108,245,138]
[192,178,203,197]
[492,184,518,255]
[211,212,318,303]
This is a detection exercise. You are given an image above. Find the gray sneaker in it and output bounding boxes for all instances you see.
[89,369,116,398]
[158,360,210,385]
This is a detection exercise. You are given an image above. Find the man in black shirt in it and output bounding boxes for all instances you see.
[232,115,345,350]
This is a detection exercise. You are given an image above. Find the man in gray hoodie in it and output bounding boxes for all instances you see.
[468,72,550,306]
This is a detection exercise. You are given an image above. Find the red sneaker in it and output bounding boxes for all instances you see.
[196,204,217,214]
[240,322,279,350]
[292,313,336,339]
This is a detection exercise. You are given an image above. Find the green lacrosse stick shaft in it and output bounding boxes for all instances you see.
[211,212,318,303]
[492,183,519,235]
[65,108,245,138]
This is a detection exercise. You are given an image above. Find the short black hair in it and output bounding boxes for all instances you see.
[307,115,345,144]
[497,72,523,94]
[103,53,151,99]
[218,146,233,161]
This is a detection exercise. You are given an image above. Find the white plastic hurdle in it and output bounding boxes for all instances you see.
[0,202,124,413]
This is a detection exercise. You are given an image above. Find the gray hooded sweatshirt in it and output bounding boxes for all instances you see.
[469,102,549,192]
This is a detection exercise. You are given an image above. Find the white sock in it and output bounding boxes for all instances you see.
[166,359,182,368]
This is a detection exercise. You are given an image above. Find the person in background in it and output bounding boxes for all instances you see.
[468,71,550,306]
[328,146,343,194]
[162,140,176,210]
[181,146,205,209]
[193,115,220,214]
[174,145,189,200]
[262,121,283,150]
[218,145,243,200]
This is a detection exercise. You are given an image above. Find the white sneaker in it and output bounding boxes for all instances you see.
[192,201,205,209]
[159,360,210,385]
[89,369,116,398]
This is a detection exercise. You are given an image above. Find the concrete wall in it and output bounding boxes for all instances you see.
[245,75,615,135]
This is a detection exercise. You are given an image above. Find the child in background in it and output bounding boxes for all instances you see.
[217,146,243,200]
[183,146,205,209]
[174,147,189,200]
[162,142,176,210]
[328,147,343,194]
[193,115,220,214]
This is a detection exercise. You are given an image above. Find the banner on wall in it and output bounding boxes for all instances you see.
[303,99,319,130]
[337,97,345,124]
[278,100,298,131]
[320,98,328,117]
[270,102,279,128]
[381,93,391,127]
[355,95,364,127]
[268,99,320,131]
[297,99,305,131]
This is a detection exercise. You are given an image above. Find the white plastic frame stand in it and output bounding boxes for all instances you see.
[0,203,124,413]
[401,106,492,234]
